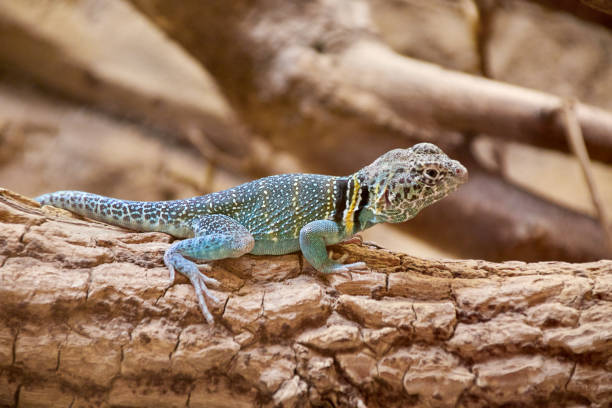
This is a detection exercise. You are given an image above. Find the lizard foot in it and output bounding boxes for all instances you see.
[321,261,369,279]
[326,251,370,278]
[328,251,369,271]
[185,264,219,324]
[338,262,369,280]
[195,264,221,287]
[164,252,219,324]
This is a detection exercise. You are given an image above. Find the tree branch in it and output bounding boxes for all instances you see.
[402,160,612,262]
[1,190,610,407]
[559,99,612,250]
[334,40,612,162]
[129,0,612,163]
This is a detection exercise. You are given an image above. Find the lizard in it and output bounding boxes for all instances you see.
[35,143,468,323]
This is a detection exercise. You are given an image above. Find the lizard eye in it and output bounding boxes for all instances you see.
[425,168,439,179]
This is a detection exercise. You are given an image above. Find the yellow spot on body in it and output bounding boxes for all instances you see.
[293,179,300,237]
[326,179,333,219]
[374,182,381,213]
[344,175,360,234]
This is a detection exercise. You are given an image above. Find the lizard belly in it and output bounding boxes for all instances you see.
[250,238,300,255]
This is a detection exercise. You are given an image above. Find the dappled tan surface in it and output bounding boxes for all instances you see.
[1,190,610,407]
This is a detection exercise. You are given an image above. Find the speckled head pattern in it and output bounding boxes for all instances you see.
[356,143,468,223]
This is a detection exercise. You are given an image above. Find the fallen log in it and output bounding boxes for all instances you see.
[0,189,610,407]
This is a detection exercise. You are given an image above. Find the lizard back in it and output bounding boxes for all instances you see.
[35,173,346,245]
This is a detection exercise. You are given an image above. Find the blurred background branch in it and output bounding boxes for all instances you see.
[579,0,612,15]
[560,98,612,250]
[1,0,611,261]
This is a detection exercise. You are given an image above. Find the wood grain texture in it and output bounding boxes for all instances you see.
[0,189,611,407]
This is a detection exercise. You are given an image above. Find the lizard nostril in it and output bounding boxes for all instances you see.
[454,166,468,182]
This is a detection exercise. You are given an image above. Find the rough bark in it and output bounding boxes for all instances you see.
[1,189,611,408]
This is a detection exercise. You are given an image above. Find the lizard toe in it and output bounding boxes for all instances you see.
[344,261,369,273]
[197,271,220,287]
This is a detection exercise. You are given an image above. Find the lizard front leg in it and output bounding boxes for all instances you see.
[164,214,254,323]
[299,220,366,274]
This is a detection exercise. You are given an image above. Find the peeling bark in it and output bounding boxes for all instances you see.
[1,189,611,407]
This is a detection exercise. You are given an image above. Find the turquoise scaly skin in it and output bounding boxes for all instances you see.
[36,143,468,323]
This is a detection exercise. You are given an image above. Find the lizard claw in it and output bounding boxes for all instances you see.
[201,288,220,305]
[343,261,370,274]
[196,268,220,287]
[336,261,367,273]
[321,261,369,279]
[190,274,217,323]
[163,252,176,285]
[342,262,369,279]
[164,251,218,323]
[195,273,220,302]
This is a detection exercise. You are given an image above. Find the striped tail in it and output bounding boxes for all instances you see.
[35,191,187,235]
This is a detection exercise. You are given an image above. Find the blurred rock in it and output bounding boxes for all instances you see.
[0,0,247,153]
[487,1,612,111]
[0,83,244,201]
[368,0,480,73]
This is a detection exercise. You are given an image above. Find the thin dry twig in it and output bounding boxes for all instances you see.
[579,0,612,14]
[560,98,612,250]
[182,125,246,172]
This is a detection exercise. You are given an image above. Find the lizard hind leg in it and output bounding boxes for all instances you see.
[163,214,254,323]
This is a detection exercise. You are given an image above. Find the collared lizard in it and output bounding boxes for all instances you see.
[36,143,468,323]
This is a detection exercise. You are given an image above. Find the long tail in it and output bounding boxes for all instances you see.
[35,191,189,235]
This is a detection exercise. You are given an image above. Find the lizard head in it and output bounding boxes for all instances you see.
[357,143,468,224]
